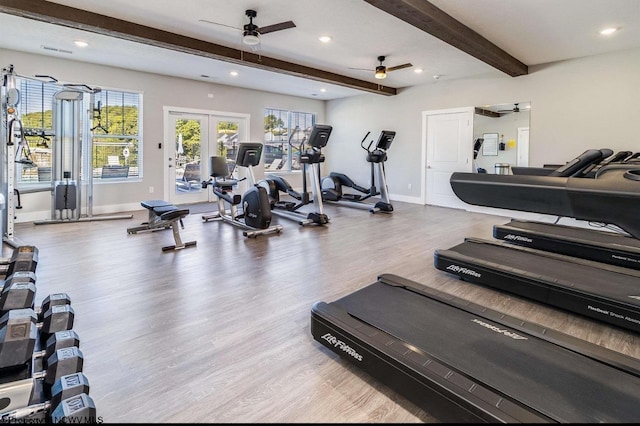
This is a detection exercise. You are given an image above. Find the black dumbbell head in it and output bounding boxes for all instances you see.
[50,393,96,424]
[0,309,37,369]
[0,282,36,312]
[40,293,72,316]
[5,246,38,277]
[45,346,84,385]
[1,271,37,286]
[50,372,90,409]
[39,305,75,335]
[44,330,81,362]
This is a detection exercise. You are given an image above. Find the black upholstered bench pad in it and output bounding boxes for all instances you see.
[141,200,173,209]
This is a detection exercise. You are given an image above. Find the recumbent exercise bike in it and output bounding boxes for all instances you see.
[201,142,283,238]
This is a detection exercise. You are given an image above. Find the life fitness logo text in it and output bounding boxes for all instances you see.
[321,333,363,361]
[471,318,528,340]
[446,264,481,278]
[503,234,533,243]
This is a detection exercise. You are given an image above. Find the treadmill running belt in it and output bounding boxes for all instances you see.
[434,237,640,333]
[493,219,640,270]
[311,275,640,422]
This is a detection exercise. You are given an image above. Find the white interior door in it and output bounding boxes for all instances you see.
[423,107,473,209]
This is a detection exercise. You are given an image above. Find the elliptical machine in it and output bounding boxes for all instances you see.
[321,130,395,214]
[202,142,283,238]
[258,124,332,226]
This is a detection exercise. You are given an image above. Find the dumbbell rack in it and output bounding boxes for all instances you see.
[0,245,97,423]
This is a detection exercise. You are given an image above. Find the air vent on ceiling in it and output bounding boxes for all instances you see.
[41,45,73,54]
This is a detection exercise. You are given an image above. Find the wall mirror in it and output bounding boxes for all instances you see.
[474,102,530,174]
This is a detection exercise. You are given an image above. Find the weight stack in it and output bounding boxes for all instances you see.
[53,181,77,212]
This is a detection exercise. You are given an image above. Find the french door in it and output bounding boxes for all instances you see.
[164,108,249,204]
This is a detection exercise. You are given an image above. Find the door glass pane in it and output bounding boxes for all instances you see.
[216,121,239,176]
[175,118,202,193]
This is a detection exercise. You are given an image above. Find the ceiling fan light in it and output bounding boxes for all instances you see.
[242,30,260,45]
[375,65,387,79]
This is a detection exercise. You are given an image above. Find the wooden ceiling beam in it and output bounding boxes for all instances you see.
[363,0,528,77]
[0,0,397,96]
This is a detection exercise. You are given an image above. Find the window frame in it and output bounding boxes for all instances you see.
[90,87,144,183]
[14,77,143,189]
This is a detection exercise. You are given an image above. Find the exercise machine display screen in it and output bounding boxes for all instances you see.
[308,124,333,149]
[376,130,396,150]
[236,142,263,167]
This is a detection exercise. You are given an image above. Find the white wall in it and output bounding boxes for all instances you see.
[1,48,326,221]
[325,47,640,202]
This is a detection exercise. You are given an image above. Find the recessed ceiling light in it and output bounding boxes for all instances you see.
[600,27,619,35]
[414,68,423,74]
[230,71,238,77]
[320,88,327,92]
[74,40,88,47]
[319,36,331,43]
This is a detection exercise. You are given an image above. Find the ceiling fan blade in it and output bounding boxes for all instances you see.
[387,63,413,72]
[258,21,296,35]
[198,19,242,31]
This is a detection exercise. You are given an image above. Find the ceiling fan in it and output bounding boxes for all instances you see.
[350,56,413,80]
[498,103,521,114]
[199,9,296,48]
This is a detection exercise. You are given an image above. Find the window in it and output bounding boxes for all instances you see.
[16,79,57,184]
[216,120,240,176]
[15,78,142,185]
[264,108,315,172]
[91,89,142,179]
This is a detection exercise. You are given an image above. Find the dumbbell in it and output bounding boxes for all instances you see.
[0,246,38,278]
[1,366,89,412]
[0,378,94,423]
[0,333,84,413]
[0,341,85,412]
[0,297,75,370]
[0,272,37,313]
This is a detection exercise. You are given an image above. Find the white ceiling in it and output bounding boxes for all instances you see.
[1,0,638,100]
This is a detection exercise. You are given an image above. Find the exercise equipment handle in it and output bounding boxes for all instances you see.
[360,131,373,152]
[287,126,300,148]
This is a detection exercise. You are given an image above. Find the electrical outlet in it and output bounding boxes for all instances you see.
[149,186,154,193]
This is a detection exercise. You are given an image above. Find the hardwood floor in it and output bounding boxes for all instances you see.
[6,200,639,423]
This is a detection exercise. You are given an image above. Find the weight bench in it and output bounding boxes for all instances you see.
[126,200,196,252]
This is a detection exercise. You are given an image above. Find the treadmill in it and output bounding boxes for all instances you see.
[493,219,640,270]
[434,237,640,333]
[448,163,640,240]
[439,161,640,332]
[493,153,640,269]
[311,274,640,422]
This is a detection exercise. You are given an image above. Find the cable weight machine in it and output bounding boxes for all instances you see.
[2,64,132,236]
[31,81,133,224]
[1,65,25,248]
